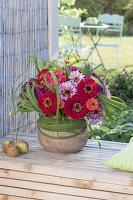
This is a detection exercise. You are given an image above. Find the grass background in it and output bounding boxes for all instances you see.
[81,36,133,73]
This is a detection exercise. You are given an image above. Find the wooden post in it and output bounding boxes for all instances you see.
[48,0,59,59]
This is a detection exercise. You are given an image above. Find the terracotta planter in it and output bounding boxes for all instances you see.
[38,128,88,153]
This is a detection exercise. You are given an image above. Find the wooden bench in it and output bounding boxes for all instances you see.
[0,133,133,200]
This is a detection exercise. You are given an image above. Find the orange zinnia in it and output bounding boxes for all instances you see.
[86,98,99,111]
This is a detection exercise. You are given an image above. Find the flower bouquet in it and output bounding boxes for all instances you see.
[13,58,126,153]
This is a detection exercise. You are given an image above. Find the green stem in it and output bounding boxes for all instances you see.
[88,123,93,132]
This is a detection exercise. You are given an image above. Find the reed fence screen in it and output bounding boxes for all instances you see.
[0,0,49,138]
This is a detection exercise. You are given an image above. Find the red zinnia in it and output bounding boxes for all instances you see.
[60,99,65,109]
[46,73,54,86]
[36,69,48,84]
[64,95,88,119]
[86,98,99,111]
[38,92,57,115]
[54,69,66,84]
[77,77,98,99]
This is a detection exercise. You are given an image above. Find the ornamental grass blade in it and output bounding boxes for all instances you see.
[70,58,88,66]
[99,94,126,111]
[91,75,106,92]
[39,127,82,140]
[50,71,60,123]
[29,56,43,72]
[37,116,86,132]
[25,84,42,113]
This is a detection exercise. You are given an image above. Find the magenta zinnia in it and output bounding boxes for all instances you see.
[38,91,57,115]
[77,77,98,99]
[64,95,88,119]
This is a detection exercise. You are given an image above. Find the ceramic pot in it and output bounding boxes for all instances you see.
[38,128,88,153]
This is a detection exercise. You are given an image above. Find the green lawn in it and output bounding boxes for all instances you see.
[81,36,133,72]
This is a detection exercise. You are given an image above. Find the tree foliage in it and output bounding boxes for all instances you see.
[75,0,133,35]
[59,0,87,18]
[75,0,129,19]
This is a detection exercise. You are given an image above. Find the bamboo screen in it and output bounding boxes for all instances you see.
[0,0,48,138]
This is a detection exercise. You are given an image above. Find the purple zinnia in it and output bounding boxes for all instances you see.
[85,75,91,79]
[34,84,48,99]
[68,70,84,85]
[34,87,42,99]
[87,105,102,120]
[68,66,77,71]
[59,81,76,101]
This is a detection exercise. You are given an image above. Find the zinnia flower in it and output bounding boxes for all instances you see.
[45,72,54,86]
[34,84,49,99]
[64,95,88,119]
[36,69,48,84]
[87,105,102,120]
[54,69,66,84]
[38,91,57,115]
[68,66,77,71]
[60,99,65,109]
[59,81,76,101]
[34,87,42,99]
[86,98,99,111]
[77,77,98,99]
[68,70,84,84]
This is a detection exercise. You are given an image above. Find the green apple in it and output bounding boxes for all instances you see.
[16,140,29,154]
[2,139,14,153]
[6,144,20,157]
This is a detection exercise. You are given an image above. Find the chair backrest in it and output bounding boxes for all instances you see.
[59,15,81,35]
[97,13,124,37]
[59,15,81,48]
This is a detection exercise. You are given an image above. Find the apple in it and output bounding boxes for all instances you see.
[2,139,14,153]
[16,140,29,154]
[6,144,20,157]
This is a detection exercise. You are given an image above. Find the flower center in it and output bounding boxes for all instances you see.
[84,85,93,93]
[94,109,99,114]
[74,77,79,82]
[44,98,52,107]
[63,89,71,97]
[91,102,95,106]
[73,103,82,112]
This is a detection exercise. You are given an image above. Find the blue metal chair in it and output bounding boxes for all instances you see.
[96,14,124,65]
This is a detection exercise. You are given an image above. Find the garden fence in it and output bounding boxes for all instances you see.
[0,0,49,138]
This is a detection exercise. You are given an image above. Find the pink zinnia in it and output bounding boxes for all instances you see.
[68,70,84,84]
[59,81,76,101]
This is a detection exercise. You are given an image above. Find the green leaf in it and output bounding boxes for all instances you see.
[25,84,42,113]
[99,94,126,111]
[91,75,106,92]
[50,71,60,123]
